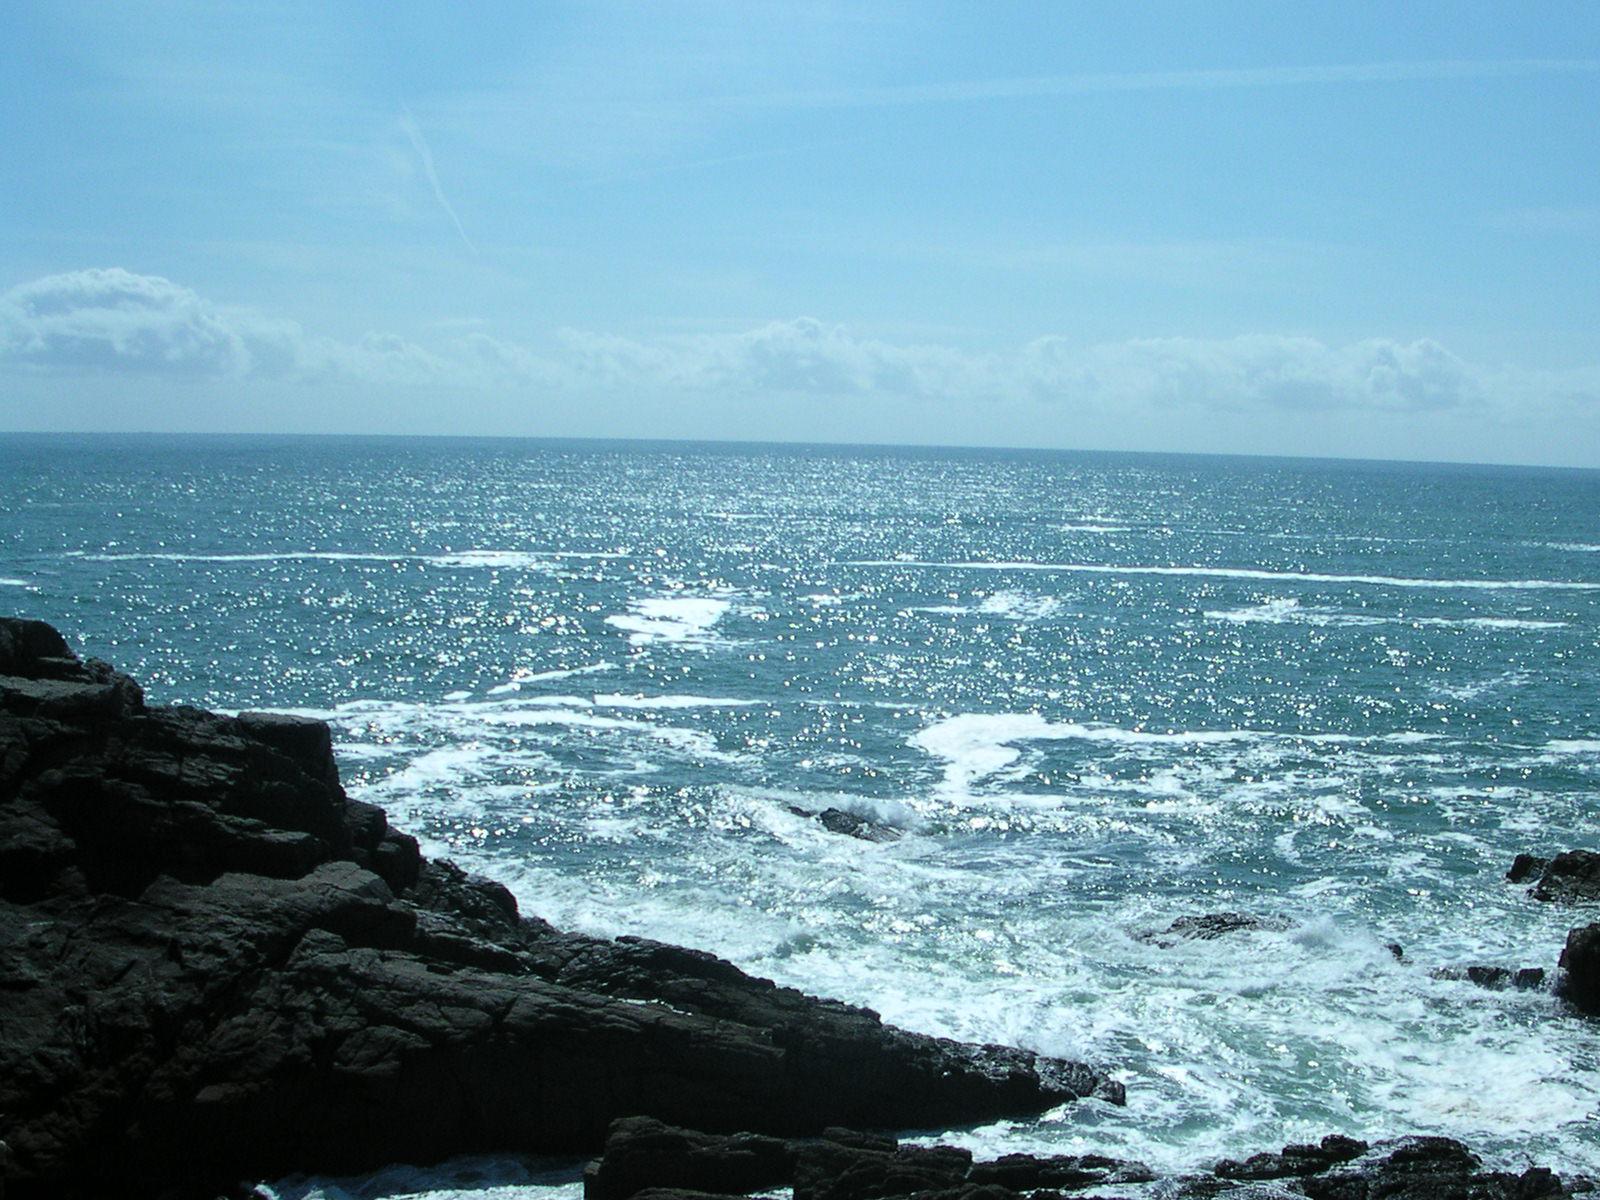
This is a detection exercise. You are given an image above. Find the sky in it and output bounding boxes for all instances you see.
[3,1,1600,466]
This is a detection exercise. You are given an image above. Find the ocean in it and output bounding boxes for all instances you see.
[3,432,1599,1196]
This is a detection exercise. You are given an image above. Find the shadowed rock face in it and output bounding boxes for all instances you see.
[1560,923,1600,1015]
[0,618,1121,1200]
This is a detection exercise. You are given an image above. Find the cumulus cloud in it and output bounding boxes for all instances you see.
[2,268,1593,418]
[0,268,273,376]
[0,268,486,387]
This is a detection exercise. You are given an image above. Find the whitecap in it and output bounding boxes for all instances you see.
[605,596,732,647]
[977,591,1063,621]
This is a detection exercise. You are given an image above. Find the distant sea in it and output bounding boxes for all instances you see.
[4,433,1599,1196]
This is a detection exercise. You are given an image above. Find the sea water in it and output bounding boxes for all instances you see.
[3,433,1598,1195]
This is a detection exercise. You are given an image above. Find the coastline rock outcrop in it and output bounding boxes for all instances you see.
[0,618,1120,1200]
[1511,851,1600,904]
[581,1119,1582,1200]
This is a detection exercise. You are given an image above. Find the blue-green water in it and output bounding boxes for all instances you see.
[4,433,1600,1187]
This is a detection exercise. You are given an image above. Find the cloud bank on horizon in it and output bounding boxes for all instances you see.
[3,2,1599,464]
[4,266,1594,428]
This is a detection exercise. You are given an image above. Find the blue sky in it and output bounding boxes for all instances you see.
[3,1,1600,465]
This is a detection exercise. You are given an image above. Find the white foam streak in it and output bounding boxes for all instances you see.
[594,694,762,709]
[68,549,618,567]
[1205,598,1567,629]
[846,558,1600,591]
[485,662,615,694]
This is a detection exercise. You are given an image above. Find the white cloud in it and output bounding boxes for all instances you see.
[0,268,469,387]
[2,268,1595,421]
[0,268,267,377]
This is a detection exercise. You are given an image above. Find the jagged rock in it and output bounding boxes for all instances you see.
[0,619,1120,1199]
[1295,1136,1568,1200]
[1429,966,1547,991]
[1137,912,1294,947]
[1560,923,1600,1016]
[1215,1135,1368,1181]
[584,1116,794,1200]
[1523,851,1600,903]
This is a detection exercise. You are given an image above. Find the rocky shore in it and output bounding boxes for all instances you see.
[579,1115,1583,1200]
[0,618,1115,1199]
[1,616,1594,1200]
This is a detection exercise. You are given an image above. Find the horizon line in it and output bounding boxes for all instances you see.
[1,427,1595,476]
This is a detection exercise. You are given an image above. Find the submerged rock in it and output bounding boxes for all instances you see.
[791,805,904,843]
[1137,911,1294,947]
[0,618,1120,1199]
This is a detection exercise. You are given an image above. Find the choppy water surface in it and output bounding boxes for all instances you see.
[4,434,1600,1189]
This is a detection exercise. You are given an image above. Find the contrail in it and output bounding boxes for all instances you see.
[719,58,1600,110]
[400,104,477,255]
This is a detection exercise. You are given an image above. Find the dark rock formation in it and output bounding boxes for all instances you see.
[584,1117,795,1200]
[0,618,1119,1200]
[1137,912,1294,947]
[968,1149,1156,1191]
[1507,854,1550,884]
[1291,1136,1571,1200]
[1519,851,1600,903]
[582,1122,1580,1200]
[1430,966,1548,991]
[1559,923,1600,1015]
[1214,1134,1368,1182]
[794,1139,975,1200]
[790,805,903,843]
